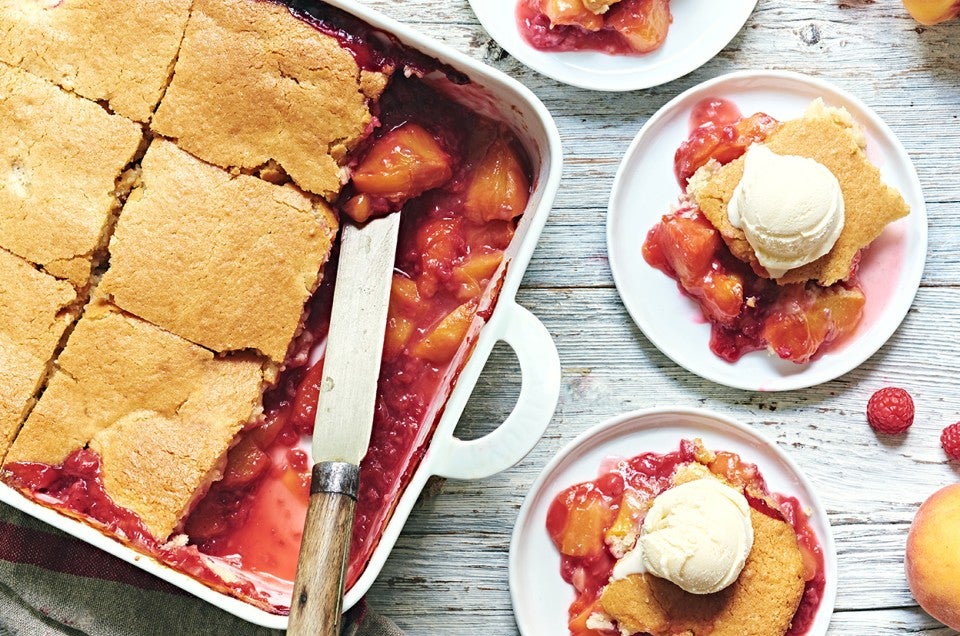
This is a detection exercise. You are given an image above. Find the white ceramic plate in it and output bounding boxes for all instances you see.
[468,0,757,91]
[607,70,927,391]
[509,407,838,636]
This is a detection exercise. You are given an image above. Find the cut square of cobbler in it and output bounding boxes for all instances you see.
[4,301,267,540]
[0,62,143,287]
[0,0,193,122]
[151,0,389,200]
[98,139,338,368]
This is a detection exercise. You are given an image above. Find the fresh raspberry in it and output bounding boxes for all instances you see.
[866,387,914,434]
[941,423,960,461]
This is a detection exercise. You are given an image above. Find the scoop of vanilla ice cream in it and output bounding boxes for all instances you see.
[727,144,845,278]
[615,478,754,595]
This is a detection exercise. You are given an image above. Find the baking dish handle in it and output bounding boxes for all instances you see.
[431,302,560,480]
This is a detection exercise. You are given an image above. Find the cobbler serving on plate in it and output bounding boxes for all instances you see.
[547,439,826,636]
[643,97,910,363]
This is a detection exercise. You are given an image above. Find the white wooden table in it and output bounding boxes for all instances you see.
[352,1,960,634]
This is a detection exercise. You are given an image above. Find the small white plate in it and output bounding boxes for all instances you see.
[509,407,838,636]
[607,70,927,391]
[467,0,757,91]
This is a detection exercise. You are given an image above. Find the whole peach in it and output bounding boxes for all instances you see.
[902,0,960,25]
[906,483,960,629]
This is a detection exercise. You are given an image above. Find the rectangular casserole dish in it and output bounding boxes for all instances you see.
[0,0,562,628]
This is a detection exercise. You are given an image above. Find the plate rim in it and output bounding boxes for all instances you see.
[605,69,929,391]
[508,405,839,636]
[466,0,759,91]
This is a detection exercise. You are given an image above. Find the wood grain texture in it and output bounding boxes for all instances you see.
[288,490,356,636]
[344,0,960,634]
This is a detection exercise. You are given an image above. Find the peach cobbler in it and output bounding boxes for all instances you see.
[643,97,909,363]
[0,0,531,614]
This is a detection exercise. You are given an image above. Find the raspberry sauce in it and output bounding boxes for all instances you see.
[4,450,273,609]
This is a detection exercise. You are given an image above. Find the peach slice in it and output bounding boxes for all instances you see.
[409,300,477,364]
[451,251,504,301]
[454,251,503,284]
[693,271,745,326]
[906,483,960,629]
[604,488,648,550]
[674,112,778,187]
[540,0,605,31]
[351,123,453,203]
[463,136,530,224]
[607,0,672,54]
[220,436,271,489]
[903,0,960,25]
[762,285,865,364]
[383,313,415,361]
[548,484,615,557]
[650,213,721,286]
[390,273,422,317]
[568,599,609,636]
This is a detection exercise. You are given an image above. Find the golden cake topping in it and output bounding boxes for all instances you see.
[0,0,192,122]
[151,0,388,200]
[601,507,806,636]
[691,99,910,286]
[0,62,143,286]
[99,139,337,366]
[0,248,78,462]
[4,302,267,540]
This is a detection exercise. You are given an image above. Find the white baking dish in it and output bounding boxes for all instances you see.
[0,0,562,628]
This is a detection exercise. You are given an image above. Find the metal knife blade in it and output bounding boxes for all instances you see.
[288,210,400,636]
[313,211,400,465]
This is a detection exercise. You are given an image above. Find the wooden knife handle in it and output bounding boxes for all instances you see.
[288,462,359,636]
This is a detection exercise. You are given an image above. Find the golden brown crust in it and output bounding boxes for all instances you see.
[0,62,144,288]
[3,303,265,477]
[151,0,386,200]
[0,0,192,122]
[691,111,910,286]
[360,70,391,100]
[0,249,78,462]
[99,139,337,365]
[601,508,806,636]
[89,349,264,540]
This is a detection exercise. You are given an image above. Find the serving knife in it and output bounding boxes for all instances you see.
[287,211,401,636]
